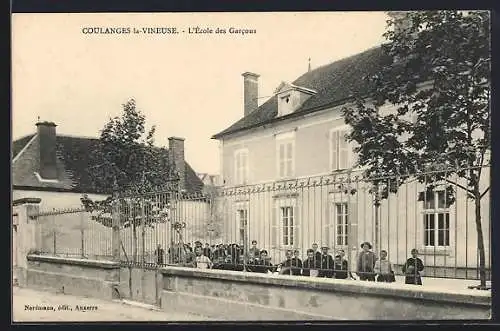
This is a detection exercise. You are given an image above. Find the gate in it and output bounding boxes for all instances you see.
[111,177,213,304]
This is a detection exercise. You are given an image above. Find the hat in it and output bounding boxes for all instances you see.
[360,241,372,249]
[321,244,329,249]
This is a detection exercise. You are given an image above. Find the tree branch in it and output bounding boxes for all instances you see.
[444,178,475,197]
[480,187,490,200]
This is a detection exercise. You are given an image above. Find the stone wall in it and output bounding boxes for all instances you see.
[26,255,120,300]
[159,267,491,321]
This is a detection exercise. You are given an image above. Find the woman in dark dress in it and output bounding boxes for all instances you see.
[402,249,424,285]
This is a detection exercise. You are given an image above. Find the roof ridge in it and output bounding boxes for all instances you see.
[213,44,388,139]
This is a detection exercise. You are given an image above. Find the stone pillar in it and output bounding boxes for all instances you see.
[13,198,41,287]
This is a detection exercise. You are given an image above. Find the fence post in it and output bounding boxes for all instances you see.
[52,208,56,255]
[141,197,146,265]
[112,187,121,262]
[80,211,85,258]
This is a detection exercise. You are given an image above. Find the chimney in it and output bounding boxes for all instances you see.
[242,72,260,117]
[36,121,58,180]
[168,137,185,191]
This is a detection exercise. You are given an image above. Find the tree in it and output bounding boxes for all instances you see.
[342,11,490,289]
[81,99,178,263]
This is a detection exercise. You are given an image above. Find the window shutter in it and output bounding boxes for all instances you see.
[331,131,338,171]
[287,142,293,177]
[348,202,358,251]
[242,152,248,183]
[271,206,278,248]
[324,202,330,247]
[279,144,285,177]
[339,130,349,170]
[292,206,298,248]
[234,152,239,184]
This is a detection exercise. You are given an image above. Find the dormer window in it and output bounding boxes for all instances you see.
[275,82,317,118]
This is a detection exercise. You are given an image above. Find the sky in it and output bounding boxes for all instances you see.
[12,12,389,175]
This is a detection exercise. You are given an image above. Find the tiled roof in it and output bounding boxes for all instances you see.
[12,134,204,195]
[12,134,35,160]
[213,46,392,139]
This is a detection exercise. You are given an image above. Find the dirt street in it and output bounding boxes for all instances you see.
[12,287,212,322]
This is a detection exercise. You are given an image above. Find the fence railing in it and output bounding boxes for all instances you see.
[30,208,114,260]
[31,166,491,284]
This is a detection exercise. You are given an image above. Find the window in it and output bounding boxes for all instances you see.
[281,206,295,246]
[330,128,350,171]
[272,198,298,248]
[423,190,450,247]
[277,141,294,178]
[335,203,349,246]
[237,209,248,247]
[326,203,349,247]
[234,149,249,185]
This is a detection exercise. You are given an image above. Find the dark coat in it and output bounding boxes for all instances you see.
[357,251,377,280]
[302,258,320,276]
[402,257,424,285]
[319,254,335,278]
[334,259,349,279]
[280,258,302,275]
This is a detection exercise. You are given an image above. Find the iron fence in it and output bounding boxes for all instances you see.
[30,165,491,285]
[30,208,114,260]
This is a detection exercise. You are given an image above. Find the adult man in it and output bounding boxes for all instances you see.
[247,240,261,262]
[311,243,322,265]
[203,243,212,258]
[319,245,335,278]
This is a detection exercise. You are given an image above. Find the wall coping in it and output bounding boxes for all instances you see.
[27,254,120,269]
[13,197,42,206]
[160,266,491,307]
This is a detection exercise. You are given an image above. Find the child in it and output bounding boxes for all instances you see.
[253,250,276,273]
[194,246,212,270]
[337,249,356,280]
[302,249,320,277]
[292,250,303,276]
[357,242,376,281]
[402,249,424,285]
[374,250,395,283]
[333,254,348,279]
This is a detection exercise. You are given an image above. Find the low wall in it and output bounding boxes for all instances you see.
[25,255,120,300]
[118,266,163,305]
[160,267,491,321]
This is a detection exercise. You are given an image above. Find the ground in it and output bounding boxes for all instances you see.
[12,287,212,322]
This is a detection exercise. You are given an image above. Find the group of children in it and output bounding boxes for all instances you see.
[157,240,425,285]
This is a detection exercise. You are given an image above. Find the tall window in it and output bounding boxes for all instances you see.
[234,149,248,185]
[237,209,248,246]
[335,203,349,246]
[330,128,350,171]
[278,141,294,178]
[281,206,295,246]
[423,190,450,247]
